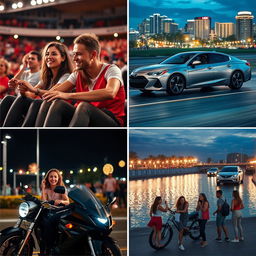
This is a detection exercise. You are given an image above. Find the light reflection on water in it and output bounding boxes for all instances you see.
[129,173,256,228]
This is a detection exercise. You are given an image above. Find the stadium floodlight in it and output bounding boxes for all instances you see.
[49,0,55,2]
[0,3,5,11]
[12,3,18,9]
[43,0,49,3]
[14,34,19,39]
[37,0,43,4]
[31,0,37,5]
[56,35,61,40]
[17,1,23,8]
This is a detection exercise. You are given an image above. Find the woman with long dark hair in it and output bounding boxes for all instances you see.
[147,196,168,248]
[196,193,209,247]
[2,42,73,127]
[176,196,189,251]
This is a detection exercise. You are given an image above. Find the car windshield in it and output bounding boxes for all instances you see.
[221,167,238,173]
[161,53,196,64]
[209,169,217,172]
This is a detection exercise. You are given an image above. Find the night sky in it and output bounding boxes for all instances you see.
[129,0,256,29]
[130,129,256,162]
[0,129,127,177]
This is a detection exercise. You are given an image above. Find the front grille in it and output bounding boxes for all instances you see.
[154,79,162,88]
[221,175,232,178]
[130,76,148,88]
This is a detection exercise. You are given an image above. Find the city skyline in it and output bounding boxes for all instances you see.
[130,129,256,162]
[129,0,256,29]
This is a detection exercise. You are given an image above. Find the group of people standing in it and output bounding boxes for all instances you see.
[0,33,126,127]
[148,189,244,251]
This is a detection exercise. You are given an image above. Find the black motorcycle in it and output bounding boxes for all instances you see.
[0,186,122,256]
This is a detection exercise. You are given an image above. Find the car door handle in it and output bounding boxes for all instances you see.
[227,64,231,67]
[207,67,213,70]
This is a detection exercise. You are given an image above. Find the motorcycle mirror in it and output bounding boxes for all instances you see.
[54,186,65,194]
[106,197,117,207]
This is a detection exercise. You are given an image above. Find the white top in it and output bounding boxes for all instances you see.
[67,63,123,91]
[37,72,70,89]
[152,209,161,217]
[104,177,117,192]
[20,70,40,86]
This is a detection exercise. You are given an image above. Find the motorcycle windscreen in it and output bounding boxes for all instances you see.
[68,187,108,218]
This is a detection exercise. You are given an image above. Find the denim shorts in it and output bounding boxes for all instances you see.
[216,214,226,227]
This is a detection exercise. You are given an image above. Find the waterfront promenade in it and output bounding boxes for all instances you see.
[130,217,256,256]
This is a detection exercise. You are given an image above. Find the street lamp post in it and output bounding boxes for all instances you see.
[1,135,11,195]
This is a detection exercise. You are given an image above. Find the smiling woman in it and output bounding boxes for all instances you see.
[0,42,73,127]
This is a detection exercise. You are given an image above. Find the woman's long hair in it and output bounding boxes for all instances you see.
[43,168,65,189]
[233,190,242,205]
[151,196,162,214]
[40,42,73,90]
[176,196,188,210]
[199,193,209,208]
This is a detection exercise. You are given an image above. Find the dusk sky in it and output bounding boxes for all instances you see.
[0,129,127,177]
[129,0,256,29]
[130,129,256,162]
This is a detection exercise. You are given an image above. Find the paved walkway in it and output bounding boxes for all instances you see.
[130,217,256,256]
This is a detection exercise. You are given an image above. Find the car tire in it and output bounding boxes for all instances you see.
[229,71,243,89]
[166,74,185,95]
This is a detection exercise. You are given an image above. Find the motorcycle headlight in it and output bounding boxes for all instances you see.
[19,202,29,218]
[147,70,168,76]
[97,217,108,224]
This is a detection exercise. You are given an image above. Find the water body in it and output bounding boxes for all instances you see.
[129,173,256,228]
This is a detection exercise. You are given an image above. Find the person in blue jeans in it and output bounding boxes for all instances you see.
[213,190,230,242]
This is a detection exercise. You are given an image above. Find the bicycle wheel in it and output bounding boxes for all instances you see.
[189,220,201,240]
[149,224,173,250]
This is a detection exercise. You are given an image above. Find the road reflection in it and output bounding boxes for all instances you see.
[129,174,256,228]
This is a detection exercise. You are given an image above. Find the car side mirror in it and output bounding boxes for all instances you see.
[191,60,202,66]
[54,186,66,194]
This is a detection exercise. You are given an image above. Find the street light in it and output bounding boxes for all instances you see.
[1,135,11,195]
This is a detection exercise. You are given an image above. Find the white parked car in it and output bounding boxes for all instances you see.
[217,166,244,185]
[207,167,219,177]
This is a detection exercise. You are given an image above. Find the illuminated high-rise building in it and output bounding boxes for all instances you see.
[138,18,150,35]
[185,20,195,36]
[236,11,254,41]
[163,19,178,34]
[194,16,211,40]
[215,22,235,39]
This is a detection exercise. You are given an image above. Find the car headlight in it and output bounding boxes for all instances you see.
[147,70,168,76]
[19,202,29,218]
[97,217,108,224]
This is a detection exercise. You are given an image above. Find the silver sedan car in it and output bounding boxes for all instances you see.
[130,51,251,95]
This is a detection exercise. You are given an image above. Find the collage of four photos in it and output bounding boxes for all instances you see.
[0,0,256,255]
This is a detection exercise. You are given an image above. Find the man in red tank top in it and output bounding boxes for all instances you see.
[42,33,126,127]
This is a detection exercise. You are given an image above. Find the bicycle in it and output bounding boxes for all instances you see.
[149,209,200,250]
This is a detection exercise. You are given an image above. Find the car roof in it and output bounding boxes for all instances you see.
[180,51,228,55]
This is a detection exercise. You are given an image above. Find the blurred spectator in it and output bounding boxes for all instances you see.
[118,180,127,208]
[116,57,127,96]
[103,174,117,203]
[0,58,11,99]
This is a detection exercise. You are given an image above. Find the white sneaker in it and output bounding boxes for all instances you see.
[231,239,239,243]
[179,244,185,251]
